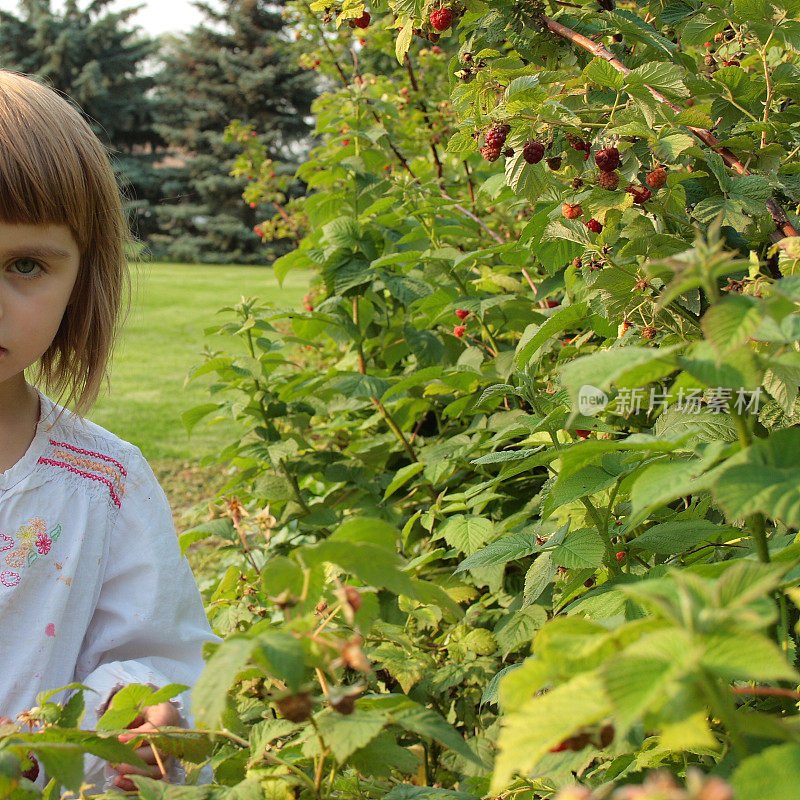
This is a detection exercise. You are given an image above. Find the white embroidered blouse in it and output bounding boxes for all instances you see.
[0,390,218,790]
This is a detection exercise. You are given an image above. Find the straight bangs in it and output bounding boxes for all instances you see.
[0,71,132,415]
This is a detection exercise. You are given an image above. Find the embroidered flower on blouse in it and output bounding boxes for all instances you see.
[35,534,52,555]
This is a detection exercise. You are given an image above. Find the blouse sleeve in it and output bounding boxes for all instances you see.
[72,446,219,791]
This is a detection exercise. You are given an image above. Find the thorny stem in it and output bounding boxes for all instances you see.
[405,55,444,182]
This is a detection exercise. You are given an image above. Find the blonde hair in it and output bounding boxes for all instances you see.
[0,71,132,415]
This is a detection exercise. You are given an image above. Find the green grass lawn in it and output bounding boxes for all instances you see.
[89,261,309,482]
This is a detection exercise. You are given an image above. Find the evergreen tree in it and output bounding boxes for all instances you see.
[0,0,164,243]
[151,0,317,264]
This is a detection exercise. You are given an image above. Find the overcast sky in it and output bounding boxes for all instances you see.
[0,0,218,35]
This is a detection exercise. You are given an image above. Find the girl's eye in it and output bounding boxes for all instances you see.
[10,258,42,278]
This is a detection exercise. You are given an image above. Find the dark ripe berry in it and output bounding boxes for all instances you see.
[646,167,667,189]
[584,578,596,587]
[485,123,511,148]
[544,299,560,308]
[429,6,454,31]
[723,59,740,67]
[571,177,583,189]
[453,324,466,337]
[597,170,619,190]
[480,145,501,162]
[575,429,591,438]
[343,585,362,611]
[586,218,603,233]
[276,692,313,722]
[562,202,582,219]
[522,140,545,164]
[455,308,469,319]
[595,146,620,172]
[567,134,588,151]
[354,11,370,28]
[612,33,623,42]
[332,694,357,715]
[21,755,38,783]
[641,325,657,340]
[599,724,615,748]
[626,185,652,204]
[546,155,562,170]
[503,146,515,157]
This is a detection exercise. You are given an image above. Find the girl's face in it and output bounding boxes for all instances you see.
[0,223,80,394]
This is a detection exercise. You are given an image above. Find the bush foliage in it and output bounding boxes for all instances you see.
[4,0,800,798]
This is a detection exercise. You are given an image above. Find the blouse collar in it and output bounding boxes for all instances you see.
[0,389,59,494]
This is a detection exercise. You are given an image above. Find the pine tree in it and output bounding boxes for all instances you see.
[151,0,317,264]
[0,0,164,244]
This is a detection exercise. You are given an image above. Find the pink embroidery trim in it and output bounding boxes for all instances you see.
[0,533,12,552]
[47,439,127,477]
[37,458,122,508]
[1,571,20,588]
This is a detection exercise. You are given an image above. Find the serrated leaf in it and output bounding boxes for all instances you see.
[733,743,800,800]
[315,709,388,763]
[493,606,547,656]
[552,528,606,568]
[584,58,624,90]
[631,520,738,554]
[523,553,557,606]
[701,294,762,354]
[438,515,494,556]
[455,529,543,573]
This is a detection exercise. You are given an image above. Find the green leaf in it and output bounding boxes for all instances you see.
[454,529,543,573]
[252,632,306,693]
[261,556,304,599]
[491,672,611,791]
[304,540,416,596]
[315,709,387,763]
[627,62,689,97]
[493,606,548,656]
[361,695,485,767]
[733,743,800,800]
[514,303,588,367]
[630,520,738,554]
[192,637,256,728]
[523,553,557,606]
[584,58,624,90]
[552,528,606,568]
[681,14,729,46]
[437,515,494,556]
[706,427,800,528]
[350,732,422,777]
[701,631,799,681]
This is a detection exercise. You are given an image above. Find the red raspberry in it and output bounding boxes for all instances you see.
[626,185,652,204]
[485,123,511,149]
[597,170,619,190]
[276,692,313,722]
[22,754,39,783]
[480,145,501,162]
[595,147,620,172]
[575,429,591,438]
[544,299,560,308]
[249,202,256,209]
[254,225,263,237]
[430,6,454,31]
[646,166,667,189]
[616,551,625,561]
[453,325,466,338]
[455,309,469,319]
[354,11,370,28]
[546,156,562,170]
[343,586,362,611]
[522,141,545,164]
[586,219,603,233]
[562,202,582,219]
[618,320,631,337]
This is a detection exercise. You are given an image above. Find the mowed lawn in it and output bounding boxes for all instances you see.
[89,262,309,519]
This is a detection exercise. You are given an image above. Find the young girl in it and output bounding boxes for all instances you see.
[0,71,218,792]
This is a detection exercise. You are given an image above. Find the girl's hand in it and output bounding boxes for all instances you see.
[111,701,181,791]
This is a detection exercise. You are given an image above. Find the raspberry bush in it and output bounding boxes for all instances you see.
[5,0,800,797]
